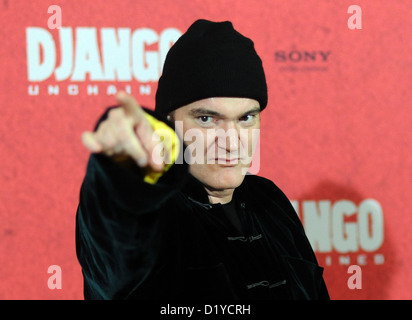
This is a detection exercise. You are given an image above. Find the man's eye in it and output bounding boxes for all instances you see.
[198,116,213,124]
[240,114,254,122]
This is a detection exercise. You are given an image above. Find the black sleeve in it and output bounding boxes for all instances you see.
[75,107,188,299]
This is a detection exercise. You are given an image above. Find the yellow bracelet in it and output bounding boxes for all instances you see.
[142,112,180,184]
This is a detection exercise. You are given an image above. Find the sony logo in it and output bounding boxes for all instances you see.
[275,50,331,62]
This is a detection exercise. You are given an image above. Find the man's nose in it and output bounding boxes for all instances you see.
[216,121,239,151]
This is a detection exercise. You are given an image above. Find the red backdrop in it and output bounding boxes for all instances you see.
[1,0,411,300]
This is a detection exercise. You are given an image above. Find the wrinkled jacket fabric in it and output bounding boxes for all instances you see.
[76,110,329,300]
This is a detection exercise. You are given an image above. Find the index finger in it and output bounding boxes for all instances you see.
[115,91,146,123]
[115,91,154,143]
[115,91,163,171]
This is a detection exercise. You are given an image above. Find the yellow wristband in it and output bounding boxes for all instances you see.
[142,112,180,184]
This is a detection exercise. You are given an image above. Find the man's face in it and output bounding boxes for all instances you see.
[173,97,261,192]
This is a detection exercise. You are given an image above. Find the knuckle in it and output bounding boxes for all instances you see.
[117,126,133,143]
[125,140,145,158]
[107,107,123,119]
[97,120,108,131]
[103,137,116,149]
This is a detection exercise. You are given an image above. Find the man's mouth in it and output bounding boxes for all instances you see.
[212,158,241,166]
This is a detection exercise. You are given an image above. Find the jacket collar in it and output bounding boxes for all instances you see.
[181,173,249,207]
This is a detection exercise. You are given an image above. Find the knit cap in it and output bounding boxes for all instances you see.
[155,19,267,115]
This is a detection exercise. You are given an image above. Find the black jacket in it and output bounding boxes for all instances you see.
[76,110,329,300]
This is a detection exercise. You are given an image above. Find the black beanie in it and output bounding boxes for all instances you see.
[155,19,268,115]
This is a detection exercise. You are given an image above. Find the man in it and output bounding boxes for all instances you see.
[76,19,329,300]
